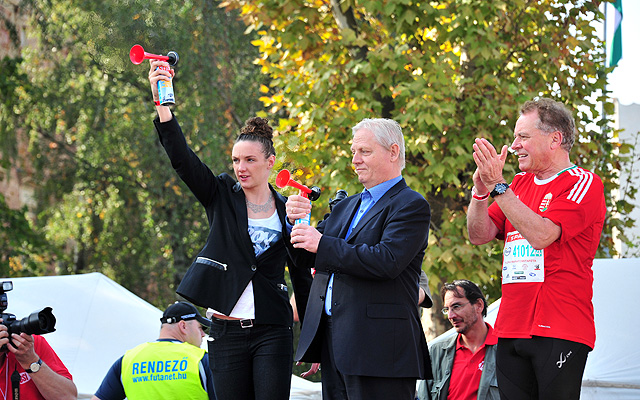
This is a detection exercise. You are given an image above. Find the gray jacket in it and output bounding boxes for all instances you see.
[417,327,499,400]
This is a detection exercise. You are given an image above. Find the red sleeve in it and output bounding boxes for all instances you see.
[488,201,506,240]
[544,171,605,244]
[34,335,73,380]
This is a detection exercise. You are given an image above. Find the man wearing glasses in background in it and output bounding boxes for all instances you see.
[417,280,499,400]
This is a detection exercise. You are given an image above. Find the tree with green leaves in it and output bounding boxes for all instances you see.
[0,193,56,276]
[0,0,267,305]
[219,0,635,334]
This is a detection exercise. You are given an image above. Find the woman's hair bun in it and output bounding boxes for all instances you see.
[240,117,273,141]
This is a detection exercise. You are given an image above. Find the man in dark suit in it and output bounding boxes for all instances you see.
[286,118,432,400]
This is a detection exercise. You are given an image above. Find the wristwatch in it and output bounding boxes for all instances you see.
[26,359,42,373]
[490,183,510,198]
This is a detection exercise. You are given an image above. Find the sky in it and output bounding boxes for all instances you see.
[604,1,639,105]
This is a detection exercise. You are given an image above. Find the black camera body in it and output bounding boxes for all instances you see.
[0,281,56,350]
[329,189,348,211]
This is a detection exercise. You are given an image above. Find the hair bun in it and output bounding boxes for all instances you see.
[240,117,273,141]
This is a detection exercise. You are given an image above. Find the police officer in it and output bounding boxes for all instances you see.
[92,302,216,400]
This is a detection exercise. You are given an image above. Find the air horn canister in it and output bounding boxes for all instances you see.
[129,44,179,106]
[276,169,321,225]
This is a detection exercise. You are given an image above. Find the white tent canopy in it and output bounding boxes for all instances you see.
[1,272,162,398]
[428,258,640,399]
[581,258,640,399]
[1,272,321,399]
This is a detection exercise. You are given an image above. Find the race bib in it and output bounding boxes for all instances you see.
[502,231,544,284]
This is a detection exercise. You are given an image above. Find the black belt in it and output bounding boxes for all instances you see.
[212,317,255,328]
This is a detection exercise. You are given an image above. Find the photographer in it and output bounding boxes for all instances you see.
[0,320,77,400]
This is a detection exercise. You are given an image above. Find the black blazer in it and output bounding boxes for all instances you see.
[294,179,432,379]
[154,116,312,326]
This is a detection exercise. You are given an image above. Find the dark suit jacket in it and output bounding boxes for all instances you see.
[294,178,432,379]
[154,115,312,326]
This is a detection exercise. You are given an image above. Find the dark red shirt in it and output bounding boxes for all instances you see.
[447,324,498,400]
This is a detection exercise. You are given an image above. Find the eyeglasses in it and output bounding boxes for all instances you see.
[441,302,469,316]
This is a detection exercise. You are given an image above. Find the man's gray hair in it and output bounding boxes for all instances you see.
[520,98,576,153]
[352,118,406,170]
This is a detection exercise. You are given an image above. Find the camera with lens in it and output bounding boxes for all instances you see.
[0,281,56,351]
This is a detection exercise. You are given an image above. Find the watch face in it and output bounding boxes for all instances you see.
[29,360,41,372]
[491,183,509,197]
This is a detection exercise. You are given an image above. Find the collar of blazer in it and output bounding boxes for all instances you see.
[232,186,254,255]
[343,178,407,241]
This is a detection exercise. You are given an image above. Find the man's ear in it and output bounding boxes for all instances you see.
[389,143,400,162]
[550,131,563,150]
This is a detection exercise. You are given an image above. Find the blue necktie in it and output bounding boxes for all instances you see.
[324,190,373,315]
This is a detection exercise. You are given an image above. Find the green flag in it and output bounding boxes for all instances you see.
[608,0,623,68]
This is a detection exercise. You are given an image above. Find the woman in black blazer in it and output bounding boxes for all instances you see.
[148,59,313,400]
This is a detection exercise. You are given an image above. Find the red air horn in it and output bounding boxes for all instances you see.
[276,169,321,201]
[129,44,179,66]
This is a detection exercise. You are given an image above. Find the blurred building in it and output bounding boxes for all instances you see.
[615,101,640,256]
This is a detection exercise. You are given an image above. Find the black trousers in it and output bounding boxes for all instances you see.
[496,336,590,400]
[319,314,416,400]
[208,318,293,400]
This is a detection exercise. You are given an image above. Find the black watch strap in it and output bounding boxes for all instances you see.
[26,358,42,373]
[490,183,509,198]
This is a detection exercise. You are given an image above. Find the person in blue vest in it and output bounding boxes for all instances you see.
[92,301,216,400]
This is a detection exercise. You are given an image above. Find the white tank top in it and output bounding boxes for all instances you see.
[208,210,282,319]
